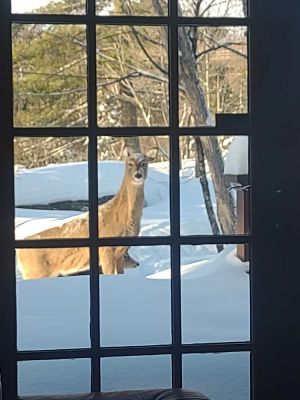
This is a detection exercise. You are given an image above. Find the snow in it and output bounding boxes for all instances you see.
[224,136,248,176]
[15,161,170,239]
[206,111,215,127]
[15,161,168,208]
[15,208,83,240]
[15,162,89,207]
[11,0,56,13]
[183,352,250,400]
[15,161,250,400]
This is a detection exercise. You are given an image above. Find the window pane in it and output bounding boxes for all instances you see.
[96,26,169,127]
[179,26,247,126]
[180,136,249,235]
[100,246,171,345]
[101,356,171,391]
[183,353,250,400]
[16,249,90,349]
[98,136,170,238]
[15,137,89,240]
[12,24,87,127]
[180,0,247,18]
[18,359,90,396]
[11,0,86,14]
[181,244,250,344]
[96,0,168,16]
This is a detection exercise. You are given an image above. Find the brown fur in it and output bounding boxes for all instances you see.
[18,151,147,279]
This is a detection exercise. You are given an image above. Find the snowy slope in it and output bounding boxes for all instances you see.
[15,161,168,207]
[15,160,220,239]
[224,136,248,175]
[15,161,250,400]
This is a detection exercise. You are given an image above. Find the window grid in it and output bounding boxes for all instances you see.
[0,0,252,397]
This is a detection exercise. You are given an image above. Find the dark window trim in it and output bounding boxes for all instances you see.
[2,0,251,397]
[1,0,299,399]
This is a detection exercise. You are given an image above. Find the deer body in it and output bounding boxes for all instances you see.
[99,174,144,274]
[18,151,147,279]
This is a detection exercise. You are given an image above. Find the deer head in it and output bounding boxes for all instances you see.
[123,148,148,186]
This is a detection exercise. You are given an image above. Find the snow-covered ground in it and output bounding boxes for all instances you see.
[15,160,250,400]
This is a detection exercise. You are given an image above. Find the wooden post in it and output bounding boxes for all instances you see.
[224,173,250,262]
[236,174,250,261]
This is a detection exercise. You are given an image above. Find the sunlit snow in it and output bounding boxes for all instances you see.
[16,160,250,400]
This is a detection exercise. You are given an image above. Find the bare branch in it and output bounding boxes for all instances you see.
[74,38,169,85]
[28,137,86,167]
[130,27,168,75]
[98,71,142,87]
[199,0,218,16]
[13,69,87,80]
[196,41,247,60]
[15,70,170,97]
[15,86,87,96]
[198,32,247,59]
[242,0,247,16]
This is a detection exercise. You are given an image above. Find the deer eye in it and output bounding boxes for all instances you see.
[128,162,134,167]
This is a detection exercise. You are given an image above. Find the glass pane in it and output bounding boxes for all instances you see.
[98,136,170,238]
[100,246,171,345]
[181,244,250,344]
[101,355,171,391]
[96,0,168,16]
[11,0,86,14]
[12,24,87,127]
[18,359,90,396]
[96,26,169,127]
[180,0,247,18]
[16,248,90,349]
[183,353,250,400]
[179,26,247,126]
[15,137,89,240]
[180,136,249,235]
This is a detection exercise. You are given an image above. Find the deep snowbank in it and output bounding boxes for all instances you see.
[15,161,169,208]
[15,161,250,400]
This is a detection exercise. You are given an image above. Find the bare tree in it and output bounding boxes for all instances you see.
[152,0,236,234]
[242,0,247,16]
[194,136,223,250]
[114,0,141,153]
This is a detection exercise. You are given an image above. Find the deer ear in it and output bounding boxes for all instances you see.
[123,147,133,159]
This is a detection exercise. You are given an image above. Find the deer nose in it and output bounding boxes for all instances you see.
[135,171,143,179]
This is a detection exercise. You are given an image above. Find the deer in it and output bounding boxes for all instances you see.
[17,149,148,279]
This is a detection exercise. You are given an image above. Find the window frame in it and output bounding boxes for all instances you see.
[1,0,298,399]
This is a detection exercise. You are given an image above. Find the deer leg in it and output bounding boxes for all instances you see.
[115,246,129,272]
[116,255,125,274]
[99,247,116,275]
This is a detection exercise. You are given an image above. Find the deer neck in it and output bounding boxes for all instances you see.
[111,177,144,216]
[126,182,144,216]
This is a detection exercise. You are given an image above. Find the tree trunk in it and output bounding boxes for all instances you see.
[120,82,141,152]
[194,137,223,252]
[201,136,236,234]
[113,0,141,154]
[242,0,247,17]
[151,0,236,234]
[124,136,141,153]
[113,0,123,14]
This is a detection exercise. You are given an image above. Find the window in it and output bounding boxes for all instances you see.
[0,1,298,400]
